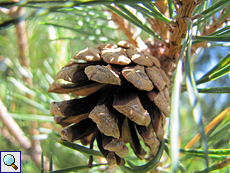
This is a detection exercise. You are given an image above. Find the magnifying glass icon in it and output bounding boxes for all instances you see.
[3,154,18,170]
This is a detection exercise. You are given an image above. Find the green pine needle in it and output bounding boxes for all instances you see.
[41,152,44,173]
[58,141,103,157]
[48,163,108,173]
[122,139,165,173]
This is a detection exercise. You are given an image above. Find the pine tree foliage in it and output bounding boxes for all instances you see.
[0,0,230,172]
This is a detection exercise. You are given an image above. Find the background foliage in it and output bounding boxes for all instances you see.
[0,0,230,172]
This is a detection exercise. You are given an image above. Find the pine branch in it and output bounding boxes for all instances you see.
[193,157,230,173]
[11,5,43,160]
[154,1,169,40]
[6,6,51,171]
[166,0,197,61]
[110,9,138,46]
[0,99,50,170]
[13,7,32,86]
[202,7,230,36]
[190,9,230,56]
[184,106,230,149]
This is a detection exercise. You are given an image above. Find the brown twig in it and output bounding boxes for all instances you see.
[110,9,138,47]
[1,126,21,146]
[0,100,36,165]
[147,0,199,76]
[8,5,47,170]
[202,7,230,36]
[154,1,169,41]
[146,1,171,77]
[12,7,32,87]
[0,99,54,171]
[191,6,230,56]
[184,106,230,149]
[167,0,197,60]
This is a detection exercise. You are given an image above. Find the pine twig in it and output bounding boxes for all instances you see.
[184,106,230,149]
[12,7,32,86]
[154,0,169,40]
[193,157,230,173]
[147,1,171,77]
[0,100,31,150]
[0,100,35,163]
[167,0,197,60]
[0,99,52,171]
[11,5,42,164]
[7,5,49,171]
[202,7,230,36]
[191,7,230,62]
[110,9,138,47]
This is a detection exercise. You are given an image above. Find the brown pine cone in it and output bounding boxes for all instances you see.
[48,41,170,166]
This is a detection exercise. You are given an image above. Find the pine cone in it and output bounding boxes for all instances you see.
[48,41,170,166]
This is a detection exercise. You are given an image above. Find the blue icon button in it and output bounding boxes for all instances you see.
[3,154,18,170]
